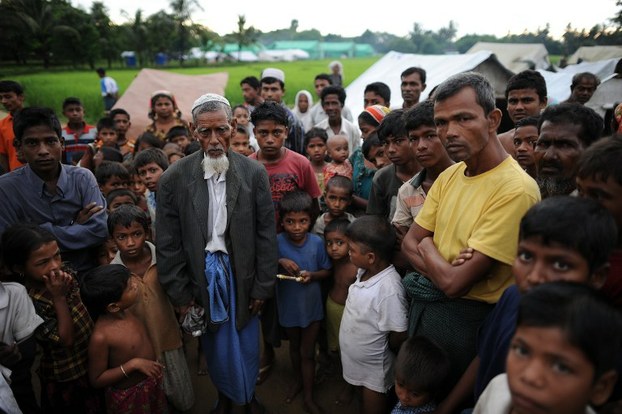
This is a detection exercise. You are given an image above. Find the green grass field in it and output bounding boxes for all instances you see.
[2,57,379,124]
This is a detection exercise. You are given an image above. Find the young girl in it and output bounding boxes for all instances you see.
[232,104,258,152]
[293,90,314,132]
[144,90,189,141]
[1,223,103,413]
[277,191,331,414]
[304,128,328,195]
[323,134,352,187]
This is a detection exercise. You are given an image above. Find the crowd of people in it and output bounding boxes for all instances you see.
[0,61,620,414]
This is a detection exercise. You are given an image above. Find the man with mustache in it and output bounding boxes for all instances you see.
[534,102,604,198]
[156,94,277,414]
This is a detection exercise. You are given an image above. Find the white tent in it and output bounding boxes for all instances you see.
[228,50,259,62]
[344,50,513,117]
[257,49,310,62]
[467,42,550,73]
[586,74,622,117]
[538,58,621,105]
[569,46,622,64]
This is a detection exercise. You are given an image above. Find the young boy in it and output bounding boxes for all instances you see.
[393,336,450,414]
[323,134,353,186]
[231,125,253,156]
[80,117,122,171]
[312,175,355,237]
[305,128,328,194]
[95,161,130,196]
[362,133,390,170]
[79,264,168,413]
[61,97,97,164]
[577,136,622,308]
[165,125,192,153]
[436,196,618,414]
[106,188,138,212]
[512,116,539,178]
[474,282,622,414]
[133,148,168,236]
[124,162,148,210]
[340,215,408,414]
[107,205,193,410]
[276,191,331,412]
[109,108,135,161]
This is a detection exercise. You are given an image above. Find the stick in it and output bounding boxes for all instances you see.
[276,274,304,282]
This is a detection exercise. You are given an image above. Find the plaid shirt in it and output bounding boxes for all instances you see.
[29,278,93,382]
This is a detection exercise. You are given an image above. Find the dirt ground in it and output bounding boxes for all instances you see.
[184,335,362,414]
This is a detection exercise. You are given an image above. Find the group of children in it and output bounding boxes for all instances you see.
[1,69,622,414]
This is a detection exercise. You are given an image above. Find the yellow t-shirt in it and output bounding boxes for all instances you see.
[415,156,540,303]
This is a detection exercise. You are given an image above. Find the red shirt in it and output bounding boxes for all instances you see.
[0,113,24,171]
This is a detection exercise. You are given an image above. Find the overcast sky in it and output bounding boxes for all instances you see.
[74,0,619,40]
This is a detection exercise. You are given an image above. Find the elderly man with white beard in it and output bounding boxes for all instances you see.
[156,93,277,414]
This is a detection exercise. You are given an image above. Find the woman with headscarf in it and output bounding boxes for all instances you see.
[144,90,189,141]
[292,90,314,133]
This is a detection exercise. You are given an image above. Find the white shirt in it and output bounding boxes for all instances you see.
[310,102,354,125]
[315,117,362,152]
[204,169,228,254]
[0,282,43,345]
[101,76,118,96]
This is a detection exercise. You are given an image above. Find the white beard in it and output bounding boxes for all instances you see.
[202,153,230,176]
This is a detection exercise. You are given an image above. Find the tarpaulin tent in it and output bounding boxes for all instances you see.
[467,42,550,73]
[112,69,228,140]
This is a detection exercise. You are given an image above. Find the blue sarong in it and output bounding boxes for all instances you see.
[202,252,259,405]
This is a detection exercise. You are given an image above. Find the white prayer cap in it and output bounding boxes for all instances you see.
[191,93,231,113]
[261,68,285,83]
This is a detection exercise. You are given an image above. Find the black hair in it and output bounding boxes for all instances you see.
[577,136,622,186]
[434,72,496,115]
[184,140,201,156]
[325,175,353,196]
[514,116,540,129]
[12,107,62,145]
[232,104,250,114]
[401,67,427,84]
[260,76,285,90]
[395,336,450,399]
[95,160,130,185]
[107,204,150,235]
[148,93,181,121]
[62,97,82,110]
[250,101,289,128]
[0,80,23,95]
[519,196,617,272]
[240,76,260,89]
[80,264,131,319]
[101,147,124,163]
[165,125,190,142]
[106,188,138,207]
[279,191,313,219]
[376,109,407,143]
[345,215,396,262]
[505,70,548,102]
[109,108,130,120]
[403,100,435,132]
[321,85,346,106]
[1,222,57,274]
[134,132,164,156]
[96,117,116,133]
[304,127,328,147]
[96,67,106,75]
[517,281,622,378]
[133,147,169,172]
[324,218,351,236]
[538,103,604,148]
[314,73,332,84]
[235,125,249,136]
[571,72,601,90]
[364,82,391,105]
[358,111,380,128]
[362,133,382,161]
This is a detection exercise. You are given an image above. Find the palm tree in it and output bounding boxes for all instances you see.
[233,15,257,62]
[169,0,202,65]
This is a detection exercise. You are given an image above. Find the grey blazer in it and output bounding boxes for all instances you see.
[156,149,277,329]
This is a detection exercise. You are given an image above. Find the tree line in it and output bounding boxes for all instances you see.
[1,0,621,69]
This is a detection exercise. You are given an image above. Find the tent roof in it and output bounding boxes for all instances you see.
[269,41,320,50]
[586,75,622,116]
[345,50,513,117]
[112,69,228,139]
[467,42,550,73]
[569,46,622,64]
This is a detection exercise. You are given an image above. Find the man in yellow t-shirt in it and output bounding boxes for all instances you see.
[402,72,540,390]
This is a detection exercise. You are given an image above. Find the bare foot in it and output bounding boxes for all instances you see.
[303,398,325,414]
[285,381,303,404]
[335,383,354,406]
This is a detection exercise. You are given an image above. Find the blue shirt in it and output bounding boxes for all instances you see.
[474,284,521,400]
[0,163,108,273]
[391,400,436,414]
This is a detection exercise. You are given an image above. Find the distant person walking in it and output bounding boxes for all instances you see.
[96,68,119,112]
